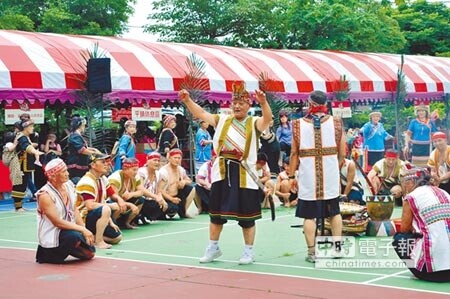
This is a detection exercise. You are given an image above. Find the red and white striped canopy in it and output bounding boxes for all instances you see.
[0,30,449,104]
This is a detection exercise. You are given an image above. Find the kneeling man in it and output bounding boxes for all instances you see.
[36,159,95,264]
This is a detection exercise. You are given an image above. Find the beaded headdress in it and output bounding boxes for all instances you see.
[232,82,251,103]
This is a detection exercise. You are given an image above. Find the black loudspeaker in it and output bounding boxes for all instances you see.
[87,58,112,93]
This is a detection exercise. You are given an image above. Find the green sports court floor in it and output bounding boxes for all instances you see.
[0,199,448,298]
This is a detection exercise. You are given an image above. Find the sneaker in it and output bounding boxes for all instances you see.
[305,253,317,263]
[199,247,222,263]
[238,251,254,265]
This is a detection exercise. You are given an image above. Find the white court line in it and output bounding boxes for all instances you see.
[121,214,293,243]
[0,246,447,296]
[0,243,410,279]
[95,247,392,277]
[362,269,411,284]
[63,254,450,296]
[164,221,209,225]
[0,212,208,224]
[120,226,209,242]
[0,239,36,245]
[0,213,35,220]
[100,255,450,296]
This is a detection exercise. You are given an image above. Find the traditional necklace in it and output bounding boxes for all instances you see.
[385,163,396,179]
[438,149,447,165]
[416,117,428,124]
[124,177,131,192]
[416,117,428,135]
[49,183,72,221]
[146,170,157,192]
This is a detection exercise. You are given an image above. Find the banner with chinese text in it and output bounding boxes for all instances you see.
[131,102,162,121]
[331,101,352,118]
[4,101,45,124]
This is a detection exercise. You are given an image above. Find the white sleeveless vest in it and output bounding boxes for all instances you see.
[37,181,77,248]
[297,116,340,200]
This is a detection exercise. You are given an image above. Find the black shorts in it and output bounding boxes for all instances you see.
[86,206,121,239]
[36,230,95,264]
[289,192,297,202]
[296,197,341,219]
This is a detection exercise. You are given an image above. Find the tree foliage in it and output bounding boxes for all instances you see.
[146,0,290,48]
[287,0,406,52]
[146,0,450,56]
[0,0,136,36]
[392,0,450,56]
[146,0,407,52]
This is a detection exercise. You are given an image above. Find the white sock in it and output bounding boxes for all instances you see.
[244,245,253,254]
[208,240,219,249]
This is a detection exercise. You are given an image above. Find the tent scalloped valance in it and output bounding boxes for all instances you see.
[0,30,449,104]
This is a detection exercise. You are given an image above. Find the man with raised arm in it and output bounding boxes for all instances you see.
[179,83,272,265]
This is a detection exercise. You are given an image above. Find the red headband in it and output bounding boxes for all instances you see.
[44,158,66,177]
[122,161,139,169]
[147,152,161,161]
[309,105,328,114]
[169,149,183,157]
[385,151,398,159]
[308,100,328,114]
[432,132,447,141]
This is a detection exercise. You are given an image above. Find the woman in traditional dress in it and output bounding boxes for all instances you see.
[394,166,450,282]
[157,114,179,157]
[361,112,393,170]
[11,119,44,211]
[114,120,137,171]
[67,116,100,182]
[404,104,437,167]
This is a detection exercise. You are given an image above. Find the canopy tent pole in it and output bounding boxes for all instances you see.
[445,93,450,134]
[394,54,406,154]
[187,114,196,179]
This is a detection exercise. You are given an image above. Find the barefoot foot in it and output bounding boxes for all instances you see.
[124,223,138,229]
[95,242,112,249]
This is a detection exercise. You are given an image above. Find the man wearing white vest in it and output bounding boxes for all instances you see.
[36,159,95,264]
[289,90,346,263]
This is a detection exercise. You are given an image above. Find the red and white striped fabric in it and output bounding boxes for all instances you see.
[0,30,449,103]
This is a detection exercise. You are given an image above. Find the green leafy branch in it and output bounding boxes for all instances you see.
[258,72,289,128]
